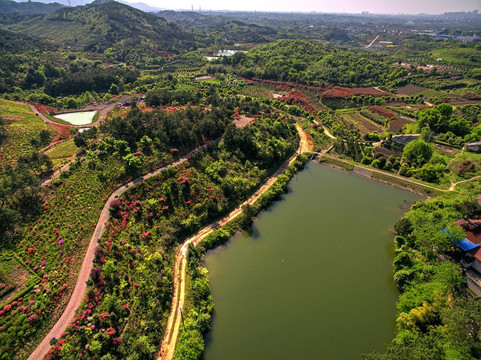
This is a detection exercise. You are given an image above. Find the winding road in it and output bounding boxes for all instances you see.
[158,125,311,360]
[26,99,122,128]
[28,141,218,360]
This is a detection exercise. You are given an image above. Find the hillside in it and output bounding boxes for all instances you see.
[158,10,277,44]
[0,0,64,14]
[8,1,202,62]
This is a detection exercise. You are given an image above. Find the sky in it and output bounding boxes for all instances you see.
[126,0,481,14]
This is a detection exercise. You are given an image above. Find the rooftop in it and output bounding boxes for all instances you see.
[455,219,481,261]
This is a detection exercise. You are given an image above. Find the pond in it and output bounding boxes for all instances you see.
[203,162,422,360]
[54,111,97,126]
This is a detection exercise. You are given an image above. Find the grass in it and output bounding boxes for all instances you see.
[320,156,354,171]
[43,113,73,126]
[371,172,444,197]
[47,139,79,163]
[239,84,274,99]
[201,78,221,85]
[433,47,481,67]
[415,89,444,98]
[0,99,57,166]
[446,151,481,183]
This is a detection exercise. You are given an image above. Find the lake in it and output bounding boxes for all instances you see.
[54,111,97,125]
[203,162,422,360]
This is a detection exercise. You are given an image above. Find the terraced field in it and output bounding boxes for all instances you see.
[340,112,384,135]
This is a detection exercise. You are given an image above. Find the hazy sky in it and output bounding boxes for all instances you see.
[130,0,481,14]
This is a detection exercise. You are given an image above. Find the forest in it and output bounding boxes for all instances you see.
[0,1,480,359]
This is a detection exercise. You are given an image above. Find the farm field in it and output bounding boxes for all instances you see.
[433,47,481,67]
[388,117,413,133]
[46,139,79,168]
[339,111,384,135]
[0,5,480,360]
[396,84,426,96]
[0,99,57,166]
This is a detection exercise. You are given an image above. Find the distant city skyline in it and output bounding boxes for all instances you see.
[126,0,480,15]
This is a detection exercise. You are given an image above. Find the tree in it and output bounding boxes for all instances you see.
[394,217,413,236]
[402,139,433,166]
[240,203,256,229]
[109,83,119,95]
[123,153,143,174]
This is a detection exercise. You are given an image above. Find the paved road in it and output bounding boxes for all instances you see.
[158,125,311,360]
[28,141,217,360]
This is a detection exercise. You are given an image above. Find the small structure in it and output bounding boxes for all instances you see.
[476,195,481,206]
[389,135,419,147]
[451,219,481,296]
[466,142,481,153]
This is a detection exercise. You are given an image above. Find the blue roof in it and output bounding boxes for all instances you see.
[454,238,480,251]
[441,227,481,251]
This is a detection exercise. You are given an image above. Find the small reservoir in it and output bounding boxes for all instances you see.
[204,162,422,360]
[54,111,97,126]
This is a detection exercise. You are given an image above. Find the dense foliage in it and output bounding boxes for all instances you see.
[365,196,481,360]
[42,114,298,359]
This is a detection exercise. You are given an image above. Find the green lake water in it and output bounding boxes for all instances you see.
[203,162,422,360]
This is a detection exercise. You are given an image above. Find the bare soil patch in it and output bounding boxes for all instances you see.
[435,143,459,154]
[374,146,402,158]
[397,85,426,96]
[322,86,385,98]
[389,118,410,133]
[233,115,254,128]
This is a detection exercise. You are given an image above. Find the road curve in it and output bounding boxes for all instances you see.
[159,125,311,360]
[28,141,217,360]
[26,101,117,128]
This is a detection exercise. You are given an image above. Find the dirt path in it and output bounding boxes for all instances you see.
[158,125,310,360]
[27,142,216,360]
[451,175,481,191]
[322,125,336,139]
[447,146,465,168]
[26,97,126,128]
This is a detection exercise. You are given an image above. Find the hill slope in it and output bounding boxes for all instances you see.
[158,10,277,44]
[0,0,64,14]
[9,1,201,62]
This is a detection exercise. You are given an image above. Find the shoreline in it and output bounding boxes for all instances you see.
[317,158,433,198]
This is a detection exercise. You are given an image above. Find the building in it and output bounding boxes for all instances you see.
[389,135,419,147]
[466,142,481,153]
[451,219,481,297]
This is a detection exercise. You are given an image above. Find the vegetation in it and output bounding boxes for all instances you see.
[0,3,480,360]
[365,196,481,360]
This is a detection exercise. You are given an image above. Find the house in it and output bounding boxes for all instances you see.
[466,142,481,153]
[451,219,481,296]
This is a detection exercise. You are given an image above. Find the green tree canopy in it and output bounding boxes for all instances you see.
[402,139,433,166]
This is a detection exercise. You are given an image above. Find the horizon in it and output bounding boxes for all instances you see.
[12,0,481,15]
[124,0,481,15]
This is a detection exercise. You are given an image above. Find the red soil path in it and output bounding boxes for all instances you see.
[28,142,217,360]
[158,125,311,360]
